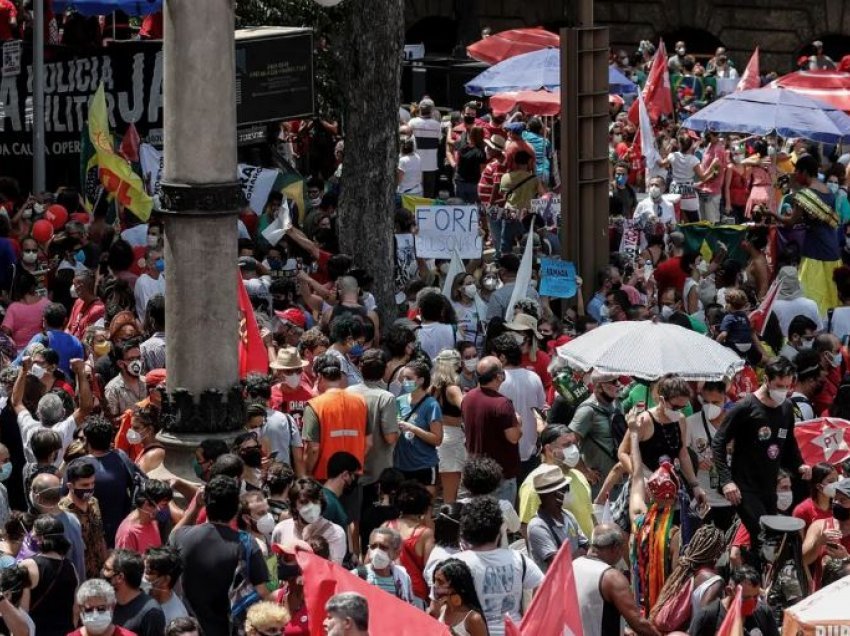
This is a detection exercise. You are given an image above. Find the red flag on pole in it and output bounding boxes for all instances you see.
[717,585,744,636]
[748,277,780,337]
[628,39,673,125]
[237,275,269,378]
[504,542,584,636]
[296,550,452,636]
[119,122,141,163]
[736,47,761,92]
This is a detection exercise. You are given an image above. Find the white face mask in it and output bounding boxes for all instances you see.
[660,305,674,320]
[81,610,113,634]
[298,502,321,525]
[69,284,78,299]
[561,445,581,468]
[776,491,793,512]
[768,388,788,405]
[463,358,478,372]
[702,403,723,421]
[126,429,143,445]
[370,548,392,570]
[649,185,662,199]
[463,284,477,298]
[147,234,160,248]
[22,251,38,264]
[255,512,276,536]
[284,373,302,388]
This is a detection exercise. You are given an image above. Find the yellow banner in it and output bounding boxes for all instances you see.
[89,84,152,222]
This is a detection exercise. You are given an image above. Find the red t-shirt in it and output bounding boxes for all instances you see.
[270,380,315,429]
[312,250,332,285]
[793,498,833,531]
[0,0,17,41]
[521,350,552,394]
[653,256,686,295]
[70,627,137,636]
[66,298,105,340]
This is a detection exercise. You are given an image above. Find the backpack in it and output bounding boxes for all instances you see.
[229,531,261,634]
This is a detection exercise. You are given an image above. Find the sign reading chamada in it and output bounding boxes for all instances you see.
[414,205,482,259]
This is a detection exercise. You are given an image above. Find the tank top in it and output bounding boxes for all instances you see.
[386,520,429,600]
[29,555,78,636]
[437,385,462,418]
[639,412,682,471]
[573,556,623,636]
[438,606,475,636]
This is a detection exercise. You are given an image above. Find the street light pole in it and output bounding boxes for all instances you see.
[33,0,45,193]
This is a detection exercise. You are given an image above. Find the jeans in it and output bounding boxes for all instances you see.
[489,216,503,258]
[499,218,524,255]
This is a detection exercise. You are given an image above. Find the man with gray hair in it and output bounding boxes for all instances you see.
[67,268,105,340]
[324,592,370,636]
[352,527,413,603]
[573,524,660,636]
[406,97,441,197]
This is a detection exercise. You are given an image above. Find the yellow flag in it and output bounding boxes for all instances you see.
[88,84,152,222]
[282,180,305,224]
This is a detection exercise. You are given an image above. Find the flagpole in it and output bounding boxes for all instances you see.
[33,0,45,193]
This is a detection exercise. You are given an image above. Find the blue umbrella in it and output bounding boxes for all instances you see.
[682,86,850,143]
[53,0,161,16]
[465,48,636,96]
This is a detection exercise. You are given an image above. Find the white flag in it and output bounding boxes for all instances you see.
[638,91,661,170]
[440,248,465,299]
[261,201,292,246]
[505,218,535,320]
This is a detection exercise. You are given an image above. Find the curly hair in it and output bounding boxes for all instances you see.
[246,601,290,633]
[459,496,503,547]
[461,456,503,496]
[392,480,432,516]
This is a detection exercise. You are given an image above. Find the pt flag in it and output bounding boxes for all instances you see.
[736,47,761,92]
[237,275,268,378]
[88,84,153,221]
[628,39,673,125]
[296,550,451,636]
[504,540,583,636]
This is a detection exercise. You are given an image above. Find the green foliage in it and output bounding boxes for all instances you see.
[235,0,344,120]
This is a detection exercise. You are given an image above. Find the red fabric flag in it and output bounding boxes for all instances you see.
[504,542,584,636]
[628,40,673,125]
[736,47,761,92]
[237,275,268,378]
[717,585,744,636]
[748,277,780,337]
[296,550,452,636]
[119,122,141,163]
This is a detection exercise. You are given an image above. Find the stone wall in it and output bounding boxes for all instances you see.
[405,0,850,72]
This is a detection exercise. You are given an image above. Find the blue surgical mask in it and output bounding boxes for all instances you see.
[401,379,417,394]
[818,172,826,182]
[828,182,840,195]
[155,258,165,273]
[74,249,86,264]
[349,343,364,358]
[0,463,11,482]
[615,174,627,187]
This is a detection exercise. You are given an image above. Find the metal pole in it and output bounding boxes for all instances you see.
[33,0,45,193]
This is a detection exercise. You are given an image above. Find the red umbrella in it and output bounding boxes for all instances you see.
[467,27,559,65]
[770,70,850,113]
[490,89,561,116]
[794,418,850,466]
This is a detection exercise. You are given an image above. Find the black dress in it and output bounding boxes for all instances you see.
[638,411,682,471]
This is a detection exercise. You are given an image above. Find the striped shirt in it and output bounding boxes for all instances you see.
[408,117,441,172]
[478,158,507,206]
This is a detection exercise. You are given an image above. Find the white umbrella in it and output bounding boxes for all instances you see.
[555,321,744,381]
[782,576,850,634]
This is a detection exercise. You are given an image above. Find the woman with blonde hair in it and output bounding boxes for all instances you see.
[245,601,290,636]
[431,349,466,503]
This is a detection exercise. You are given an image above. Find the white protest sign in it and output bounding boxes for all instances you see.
[414,205,482,259]
[531,196,560,227]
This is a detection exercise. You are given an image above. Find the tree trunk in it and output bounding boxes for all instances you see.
[336,0,404,333]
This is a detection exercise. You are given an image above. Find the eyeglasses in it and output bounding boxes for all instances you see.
[83,605,111,613]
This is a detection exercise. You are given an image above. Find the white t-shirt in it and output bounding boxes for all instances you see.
[685,410,729,509]
[398,153,424,195]
[134,273,166,319]
[160,592,189,624]
[827,305,850,342]
[271,517,347,564]
[408,117,441,172]
[634,196,676,225]
[771,297,822,337]
[499,368,546,461]
[121,224,149,247]
[455,548,544,636]
[416,322,456,362]
[18,411,77,466]
[667,152,700,183]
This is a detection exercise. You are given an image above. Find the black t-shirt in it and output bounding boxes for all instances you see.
[712,394,803,496]
[91,450,134,547]
[456,145,487,183]
[171,523,269,636]
[688,599,779,636]
[113,592,165,636]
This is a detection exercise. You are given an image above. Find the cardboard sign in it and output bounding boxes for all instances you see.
[539,258,577,298]
[531,196,561,227]
[414,205,482,259]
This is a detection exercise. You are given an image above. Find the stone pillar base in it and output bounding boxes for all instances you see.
[154,430,239,485]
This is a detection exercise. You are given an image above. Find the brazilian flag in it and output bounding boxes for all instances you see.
[679,222,748,264]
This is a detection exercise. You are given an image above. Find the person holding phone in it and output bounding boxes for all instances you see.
[803,477,850,590]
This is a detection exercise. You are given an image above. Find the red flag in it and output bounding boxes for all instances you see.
[748,277,780,337]
[237,275,268,377]
[717,585,744,636]
[628,40,673,125]
[119,122,141,163]
[504,542,584,636]
[296,550,452,636]
[736,47,761,92]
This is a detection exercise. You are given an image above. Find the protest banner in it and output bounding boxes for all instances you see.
[531,196,561,227]
[539,259,577,299]
[414,205,482,259]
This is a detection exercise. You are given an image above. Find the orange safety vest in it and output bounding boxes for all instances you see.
[308,389,368,480]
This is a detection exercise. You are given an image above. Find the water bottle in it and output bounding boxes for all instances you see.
[643,259,653,282]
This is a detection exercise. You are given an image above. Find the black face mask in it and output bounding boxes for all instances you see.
[833,503,850,522]
[463,115,475,125]
[240,447,263,469]
[278,561,301,581]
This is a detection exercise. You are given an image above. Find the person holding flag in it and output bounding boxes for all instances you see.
[688,566,779,635]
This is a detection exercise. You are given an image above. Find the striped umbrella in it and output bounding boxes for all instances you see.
[555,321,744,381]
[770,70,850,113]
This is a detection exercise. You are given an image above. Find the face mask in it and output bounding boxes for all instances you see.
[703,403,723,420]
[309,197,322,208]
[463,284,477,298]
[677,47,686,56]
[74,249,86,264]
[155,258,165,273]
[93,341,111,358]
[74,487,94,501]
[777,491,793,512]
[284,373,301,388]
[832,352,843,368]
[649,185,662,199]
[126,429,143,445]
[612,134,623,144]
[370,548,392,570]
[828,182,840,195]
[463,358,478,372]
[22,250,38,264]
[147,235,160,248]
[463,115,475,125]
[401,379,417,394]
[0,463,11,482]
[81,610,113,634]
[799,338,814,350]
[833,502,850,522]
[660,305,674,320]
[254,512,276,536]
[741,598,757,617]
[69,284,78,299]
[818,172,826,182]
[298,502,321,525]
[665,407,682,420]
[240,447,263,469]
[482,276,499,291]
[126,360,143,377]
[140,578,153,593]
[22,209,32,219]
[769,388,787,405]
[561,445,581,468]
[192,458,206,480]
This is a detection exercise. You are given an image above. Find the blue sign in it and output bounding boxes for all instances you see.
[539,259,576,299]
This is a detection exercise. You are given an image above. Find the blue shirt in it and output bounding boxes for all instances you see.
[15,329,84,377]
[393,394,441,471]
[522,131,551,182]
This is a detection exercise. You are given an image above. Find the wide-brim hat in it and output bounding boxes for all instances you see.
[533,464,571,494]
[270,346,309,371]
[485,134,506,152]
[504,313,542,339]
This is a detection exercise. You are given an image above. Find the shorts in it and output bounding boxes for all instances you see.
[400,466,438,487]
[437,426,467,473]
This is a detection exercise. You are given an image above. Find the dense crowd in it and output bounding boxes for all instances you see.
[3,18,850,636]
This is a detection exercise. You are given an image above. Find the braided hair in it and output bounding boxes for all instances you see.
[648,524,726,622]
